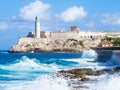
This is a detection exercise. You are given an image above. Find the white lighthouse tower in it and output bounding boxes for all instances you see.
[35,16,40,38]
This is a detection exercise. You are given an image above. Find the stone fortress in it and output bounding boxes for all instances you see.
[10,16,120,52]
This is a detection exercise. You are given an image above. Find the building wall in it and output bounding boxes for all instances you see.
[40,31,51,38]
[18,37,51,45]
[51,31,107,41]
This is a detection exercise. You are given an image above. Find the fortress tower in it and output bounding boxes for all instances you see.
[35,16,40,38]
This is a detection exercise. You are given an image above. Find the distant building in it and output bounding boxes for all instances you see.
[27,32,34,38]
[40,31,51,38]
[27,31,51,38]
[99,42,113,47]
[70,26,80,32]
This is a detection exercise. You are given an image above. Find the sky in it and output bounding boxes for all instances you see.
[0,0,120,50]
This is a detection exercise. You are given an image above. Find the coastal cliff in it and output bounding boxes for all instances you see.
[9,37,99,53]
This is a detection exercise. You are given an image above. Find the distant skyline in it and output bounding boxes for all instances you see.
[0,0,120,50]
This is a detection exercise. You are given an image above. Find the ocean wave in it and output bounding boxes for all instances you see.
[81,49,98,59]
[0,56,62,73]
[2,75,70,90]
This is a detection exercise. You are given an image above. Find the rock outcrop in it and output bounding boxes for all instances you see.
[57,67,120,81]
[10,37,92,53]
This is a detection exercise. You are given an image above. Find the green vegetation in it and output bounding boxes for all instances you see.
[79,40,84,46]
[25,44,31,48]
[67,39,84,47]
[101,37,120,46]
[113,38,120,46]
[67,39,78,42]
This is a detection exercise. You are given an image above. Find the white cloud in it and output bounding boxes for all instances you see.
[102,13,120,25]
[0,22,8,30]
[59,6,87,22]
[19,0,50,21]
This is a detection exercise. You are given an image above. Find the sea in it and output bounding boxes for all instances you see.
[0,49,120,90]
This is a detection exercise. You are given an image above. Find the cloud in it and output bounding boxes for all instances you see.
[102,13,120,25]
[59,6,87,22]
[19,0,50,21]
[0,18,34,31]
[0,22,8,30]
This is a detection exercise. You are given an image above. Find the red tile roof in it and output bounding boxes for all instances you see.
[100,42,113,45]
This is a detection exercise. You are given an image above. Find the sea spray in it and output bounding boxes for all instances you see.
[60,50,100,68]
[81,49,98,59]
[5,75,70,90]
[89,73,120,90]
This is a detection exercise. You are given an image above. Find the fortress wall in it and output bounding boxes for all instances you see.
[51,32,81,40]
[18,37,51,45]
[51,31,106,40]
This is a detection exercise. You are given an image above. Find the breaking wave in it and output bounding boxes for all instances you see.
[81,49,98,59]
[2,75,70,90]
[0,56,61,73]
[89,73,120,90]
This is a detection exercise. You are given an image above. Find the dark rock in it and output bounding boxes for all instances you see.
[58,68,92,81]
[81,77,90,81]
[58,67,120,82]
[94,70,106,75]
[115,67,120,72]
[85,69,94,75]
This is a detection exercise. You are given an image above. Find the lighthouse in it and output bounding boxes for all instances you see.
[35,16,40,38]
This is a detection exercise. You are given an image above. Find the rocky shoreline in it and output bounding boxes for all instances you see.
[55,67,120,89]
[57,67,120,81]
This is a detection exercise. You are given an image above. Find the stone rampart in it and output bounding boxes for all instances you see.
[18,37,51,44]
[51,31,106,41]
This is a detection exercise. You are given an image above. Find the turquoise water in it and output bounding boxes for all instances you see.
[0,50,120,90]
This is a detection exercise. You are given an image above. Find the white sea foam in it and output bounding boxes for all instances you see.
[3,73,120,90]
[61,50,99,69]
[3,75,70,90]
[89,73,120,90]
[81,49,98,59]
[62,49,97,63]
